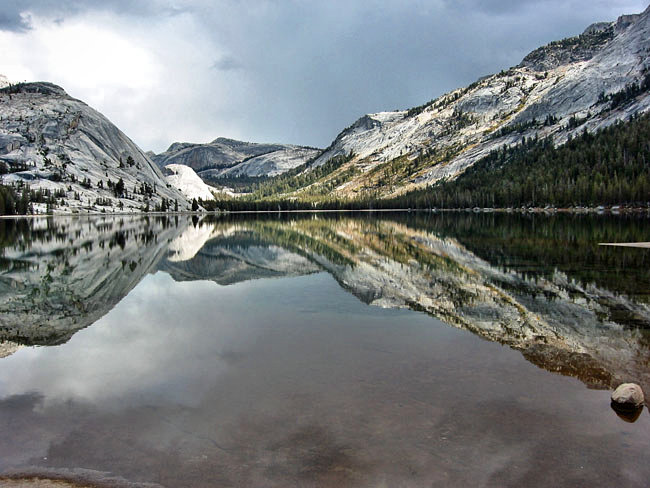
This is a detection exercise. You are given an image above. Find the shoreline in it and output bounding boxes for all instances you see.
[1,206,650,219]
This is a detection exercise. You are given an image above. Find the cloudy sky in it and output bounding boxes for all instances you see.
[0,1,646,152]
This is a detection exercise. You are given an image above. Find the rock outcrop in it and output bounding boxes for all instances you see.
[611,383,645,409]
[0,82,191,213]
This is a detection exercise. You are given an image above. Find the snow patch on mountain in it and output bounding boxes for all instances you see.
[164,163,215,201]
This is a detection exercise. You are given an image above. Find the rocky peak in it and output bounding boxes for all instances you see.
[285,4,650,199]
[518,7,649,73]
[616,13,642,31]
[0,81,190,213]
[210,137,252,147]
[0,81,69,97]
[518,24,615,72]
[354,114,383,131]
[582,22,613,35]
[166,141,198,153]
[152,136,321,179]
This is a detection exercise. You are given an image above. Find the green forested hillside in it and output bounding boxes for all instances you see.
[210,112,650,211]
[389,112,650,209]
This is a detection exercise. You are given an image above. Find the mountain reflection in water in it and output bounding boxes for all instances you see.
[0,212,649,487]
[170,213,650,393]
[1,213,649,392]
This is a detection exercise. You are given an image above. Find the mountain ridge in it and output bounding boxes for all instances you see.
[2,5,649,212]
[220,6,650,204]
[150,137,321,180]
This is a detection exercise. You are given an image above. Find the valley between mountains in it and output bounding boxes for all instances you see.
[1,6,649,214]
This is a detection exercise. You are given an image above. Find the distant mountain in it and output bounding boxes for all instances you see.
[0,82,191,213]
[150,137,321,180]
[244,6,650,201]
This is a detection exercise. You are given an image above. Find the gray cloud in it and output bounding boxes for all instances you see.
[0,10,31,32]
[180,0,648,147]
[211,55,244,72]
[0,0,186,31]
[0,0,647,151]
[0,0,81,31]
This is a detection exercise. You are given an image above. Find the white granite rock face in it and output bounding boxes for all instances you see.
[303,6,650,195]
[0,82,191,213]
[151,137,320,179]
[216,146,321,177]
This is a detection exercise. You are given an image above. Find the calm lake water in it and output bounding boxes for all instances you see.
[0,212,649,487]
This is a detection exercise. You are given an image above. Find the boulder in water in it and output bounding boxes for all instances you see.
[611,383,644,410]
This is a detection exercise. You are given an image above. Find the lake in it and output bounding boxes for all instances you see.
[0,212,649,487]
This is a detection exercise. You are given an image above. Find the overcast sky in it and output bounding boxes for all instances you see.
[0,1,647,152]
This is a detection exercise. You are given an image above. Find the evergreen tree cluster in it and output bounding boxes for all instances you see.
[253,153,354,197]
[0,185,25,215]
[393,112,650,209]
[600,71,650,110]
[0,184,66,215]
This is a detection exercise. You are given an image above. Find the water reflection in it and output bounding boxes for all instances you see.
[0,216,186,346]
[0,213,649,486]
[2,213,649,392]
[162,213,650,394]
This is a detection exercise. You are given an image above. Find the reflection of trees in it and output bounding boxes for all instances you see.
[2,212,649,394]
[0,216,186,345]
[393,212,650,301]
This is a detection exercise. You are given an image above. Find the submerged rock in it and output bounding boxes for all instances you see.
[611,383,645,409]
